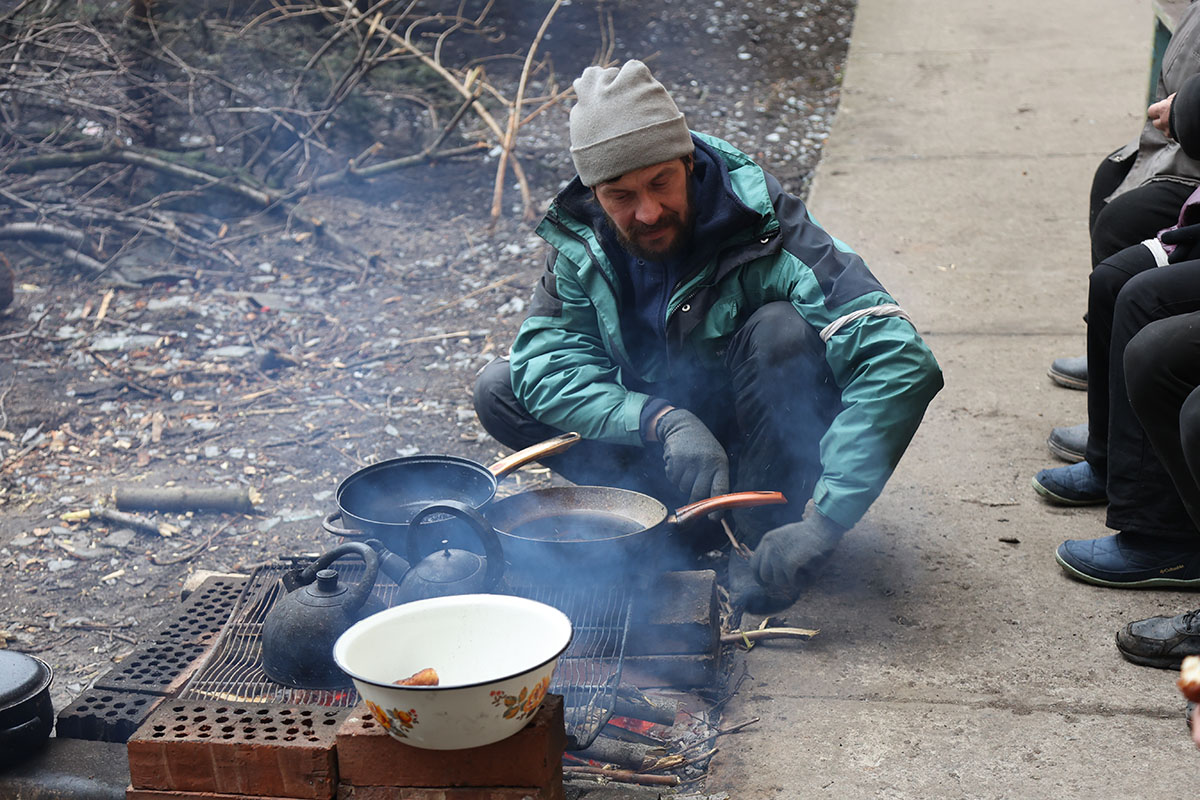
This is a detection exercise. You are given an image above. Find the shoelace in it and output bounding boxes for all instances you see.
[1182,608,1200,632]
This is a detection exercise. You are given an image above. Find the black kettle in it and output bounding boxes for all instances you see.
[392,500,506,603]
[260,541,382,689]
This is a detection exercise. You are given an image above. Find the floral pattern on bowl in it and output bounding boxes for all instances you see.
[490,674,551,720]
[365,698,419,738]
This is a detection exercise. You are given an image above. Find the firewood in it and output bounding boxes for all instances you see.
[614,684,679,726]
[563,765,680,786]
[574,737,665,771]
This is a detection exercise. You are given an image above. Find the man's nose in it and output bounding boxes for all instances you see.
[634,194,662,225]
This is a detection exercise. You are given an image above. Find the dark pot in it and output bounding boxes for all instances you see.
[0,650,54,768]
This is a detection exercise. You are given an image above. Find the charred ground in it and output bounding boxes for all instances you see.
[0,0,854,723]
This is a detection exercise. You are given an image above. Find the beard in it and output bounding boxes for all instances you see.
[608,181,696,262]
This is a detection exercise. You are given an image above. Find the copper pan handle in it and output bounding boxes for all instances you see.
[488,432,581,480]
[670,491,787,527]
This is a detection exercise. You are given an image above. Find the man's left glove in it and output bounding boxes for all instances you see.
[750,510,848,596]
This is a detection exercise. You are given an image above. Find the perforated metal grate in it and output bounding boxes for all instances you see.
[178,562,632,749]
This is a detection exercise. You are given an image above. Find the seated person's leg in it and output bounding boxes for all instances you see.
[1116,314,1200,667]
[1054,274,1200,588]
[1105,268,1200,537]
[1035,243,1163,504]
[1090,180,1194,267]
[1128,312,1200,530]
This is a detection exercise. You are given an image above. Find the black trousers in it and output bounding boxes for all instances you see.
[1126,311,1200,540]
[1089,152,1195,267]
[1085,245,1200,536]
[473,302,842,546]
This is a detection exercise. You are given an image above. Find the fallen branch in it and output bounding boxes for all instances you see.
[720,626,820,646]
[112,485,262,514]
[62,506,180,537]
[0,310,50,342]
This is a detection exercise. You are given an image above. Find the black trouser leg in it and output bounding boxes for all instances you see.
[1126,311,1200,537]
[724,302,842,545]
[1104,266,1200,535]
[1086,244,1162,473]
[1089,168,1193,267]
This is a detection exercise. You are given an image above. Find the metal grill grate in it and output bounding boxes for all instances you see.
[178,562,632,749]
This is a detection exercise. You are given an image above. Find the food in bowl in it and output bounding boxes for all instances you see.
[333,593,572,750]
[395,667,439,686]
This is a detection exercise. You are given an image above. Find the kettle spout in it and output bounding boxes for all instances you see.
[365,538,411,584]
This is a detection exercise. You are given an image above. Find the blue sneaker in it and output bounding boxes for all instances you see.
[1056,532,1200,588]
[1032,461,1106,505]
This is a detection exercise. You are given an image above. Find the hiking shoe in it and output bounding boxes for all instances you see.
[1055,532,1200,588]
[1048,355,1087,390]
[1047,423,1087,463]
[1116,608,1200,668]
[1032,461,1107,505]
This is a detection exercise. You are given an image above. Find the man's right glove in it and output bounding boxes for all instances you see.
[655,408,730,503]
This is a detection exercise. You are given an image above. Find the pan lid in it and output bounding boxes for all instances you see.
[0,650,52,709]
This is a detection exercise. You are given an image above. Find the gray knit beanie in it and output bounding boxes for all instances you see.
[569,60,694,187]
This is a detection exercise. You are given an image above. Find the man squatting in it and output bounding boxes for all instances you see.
[474,60,943,612]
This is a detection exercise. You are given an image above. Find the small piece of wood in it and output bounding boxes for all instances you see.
[112,485,262,513]
[562,765,680,787]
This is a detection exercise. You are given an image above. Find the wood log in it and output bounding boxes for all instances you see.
[614,684,679,726]
[112,486,261,513]
[574,737,665,771]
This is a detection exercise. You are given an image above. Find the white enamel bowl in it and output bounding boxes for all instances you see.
[332,593,572,750]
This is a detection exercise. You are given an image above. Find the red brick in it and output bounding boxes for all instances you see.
[336,695,565,789]
[126,701,345,799]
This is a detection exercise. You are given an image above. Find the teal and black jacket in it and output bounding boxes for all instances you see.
[510,132,943,529]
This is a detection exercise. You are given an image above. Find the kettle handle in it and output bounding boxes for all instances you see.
[297,541,381,614]
[407,500,505,589]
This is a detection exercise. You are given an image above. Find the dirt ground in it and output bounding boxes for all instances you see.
[0,0,855,730]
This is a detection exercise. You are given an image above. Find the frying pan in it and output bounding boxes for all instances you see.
[322,432,579,550]
[484,486,787,576]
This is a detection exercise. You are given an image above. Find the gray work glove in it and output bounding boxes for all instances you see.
[750,509,848,596]
[655,408,730,504]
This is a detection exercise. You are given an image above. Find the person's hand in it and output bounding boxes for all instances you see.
[750,510,847,595]
[655,408,729,503]
[1150,93,1176,138]
[1162,222,1200,263]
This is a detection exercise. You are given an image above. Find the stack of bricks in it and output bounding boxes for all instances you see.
[335,695,566,800]
[123,695,566,800]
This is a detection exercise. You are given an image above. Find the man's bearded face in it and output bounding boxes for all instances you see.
[594,157,694,260]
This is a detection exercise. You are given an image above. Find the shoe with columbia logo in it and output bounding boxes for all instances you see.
[1056,532,1200,588]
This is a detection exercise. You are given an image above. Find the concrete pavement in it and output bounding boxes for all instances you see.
[707,1,1200,796]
